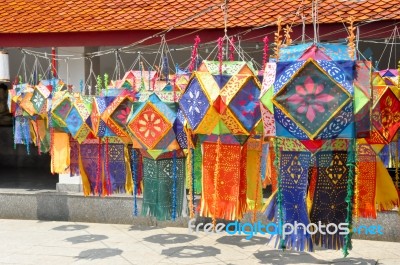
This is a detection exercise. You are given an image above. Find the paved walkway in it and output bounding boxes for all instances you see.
[0,219,399,265]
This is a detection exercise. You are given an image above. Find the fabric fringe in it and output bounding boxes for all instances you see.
[357,208,377,219]
[375,155,399,211]
[50,132,70,174]
[263,191,277,221]
[313,232,345,251]
[77,144,91,196]
[273,232,314,252]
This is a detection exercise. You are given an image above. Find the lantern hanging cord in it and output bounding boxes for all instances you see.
[16,0,400,72]
[376,26,398,69]
[223,0,229,38]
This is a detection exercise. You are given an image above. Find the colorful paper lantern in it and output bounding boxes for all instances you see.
[101,89,135,144]
[271,58,354,140]
[179,61,262,143]
[126,93,180,154]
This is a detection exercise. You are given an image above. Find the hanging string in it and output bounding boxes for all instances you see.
[301,15,306,43]
[376,26,397,69]
[84,58,97,95]
[312,0,319,44]
[23,53,27,84]
[163,55,169,83]
[218,37,224,75]
[237,36,243,62]
[188,36,201,72]
[30,56,38,85]
[131,148,138,216]
[222,0,229,60]
[387,26,399,69]
[112,50,121,81]
[148,67,152,91]
[229,37,235,61]
[262,36,269,71]
[65,58,70,90]
[139,60,143,90]
[356,26,360,61]
[172,150,178,221]
[117,51,126,74]
[51,47,57,78]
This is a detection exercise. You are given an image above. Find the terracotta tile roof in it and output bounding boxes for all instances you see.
[0,0,399,33]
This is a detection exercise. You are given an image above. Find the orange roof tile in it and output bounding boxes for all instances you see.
[0,0,399,33]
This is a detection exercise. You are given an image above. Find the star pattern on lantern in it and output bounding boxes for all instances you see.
[179,61,261,139]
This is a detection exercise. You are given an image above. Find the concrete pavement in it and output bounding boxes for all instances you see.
[0,219,399,265]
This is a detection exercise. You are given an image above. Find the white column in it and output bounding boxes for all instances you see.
[57,47,86,92]
[56,47,99,192]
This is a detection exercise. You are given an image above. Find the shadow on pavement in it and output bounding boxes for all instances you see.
[254,249,376,264]
[76,248,123,260]
[65,234,108,244]
[161,245,220,258]
[128,225,159,231]
[216,235,269,248]
[52,224,89,231]
[144,234,197,245]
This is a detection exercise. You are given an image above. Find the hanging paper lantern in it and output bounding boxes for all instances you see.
[271,58,354,140]
[8,83,28,115]
[126,93,180,157]
[14,85,36,117]
[65,94,93,143]
[30,81,52,115]
[117,70,158,91]
[51,91,73,132]
[101,89,135,144]
[90,96,116,138]
[174,73,190,92]
[179,60,262,144]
